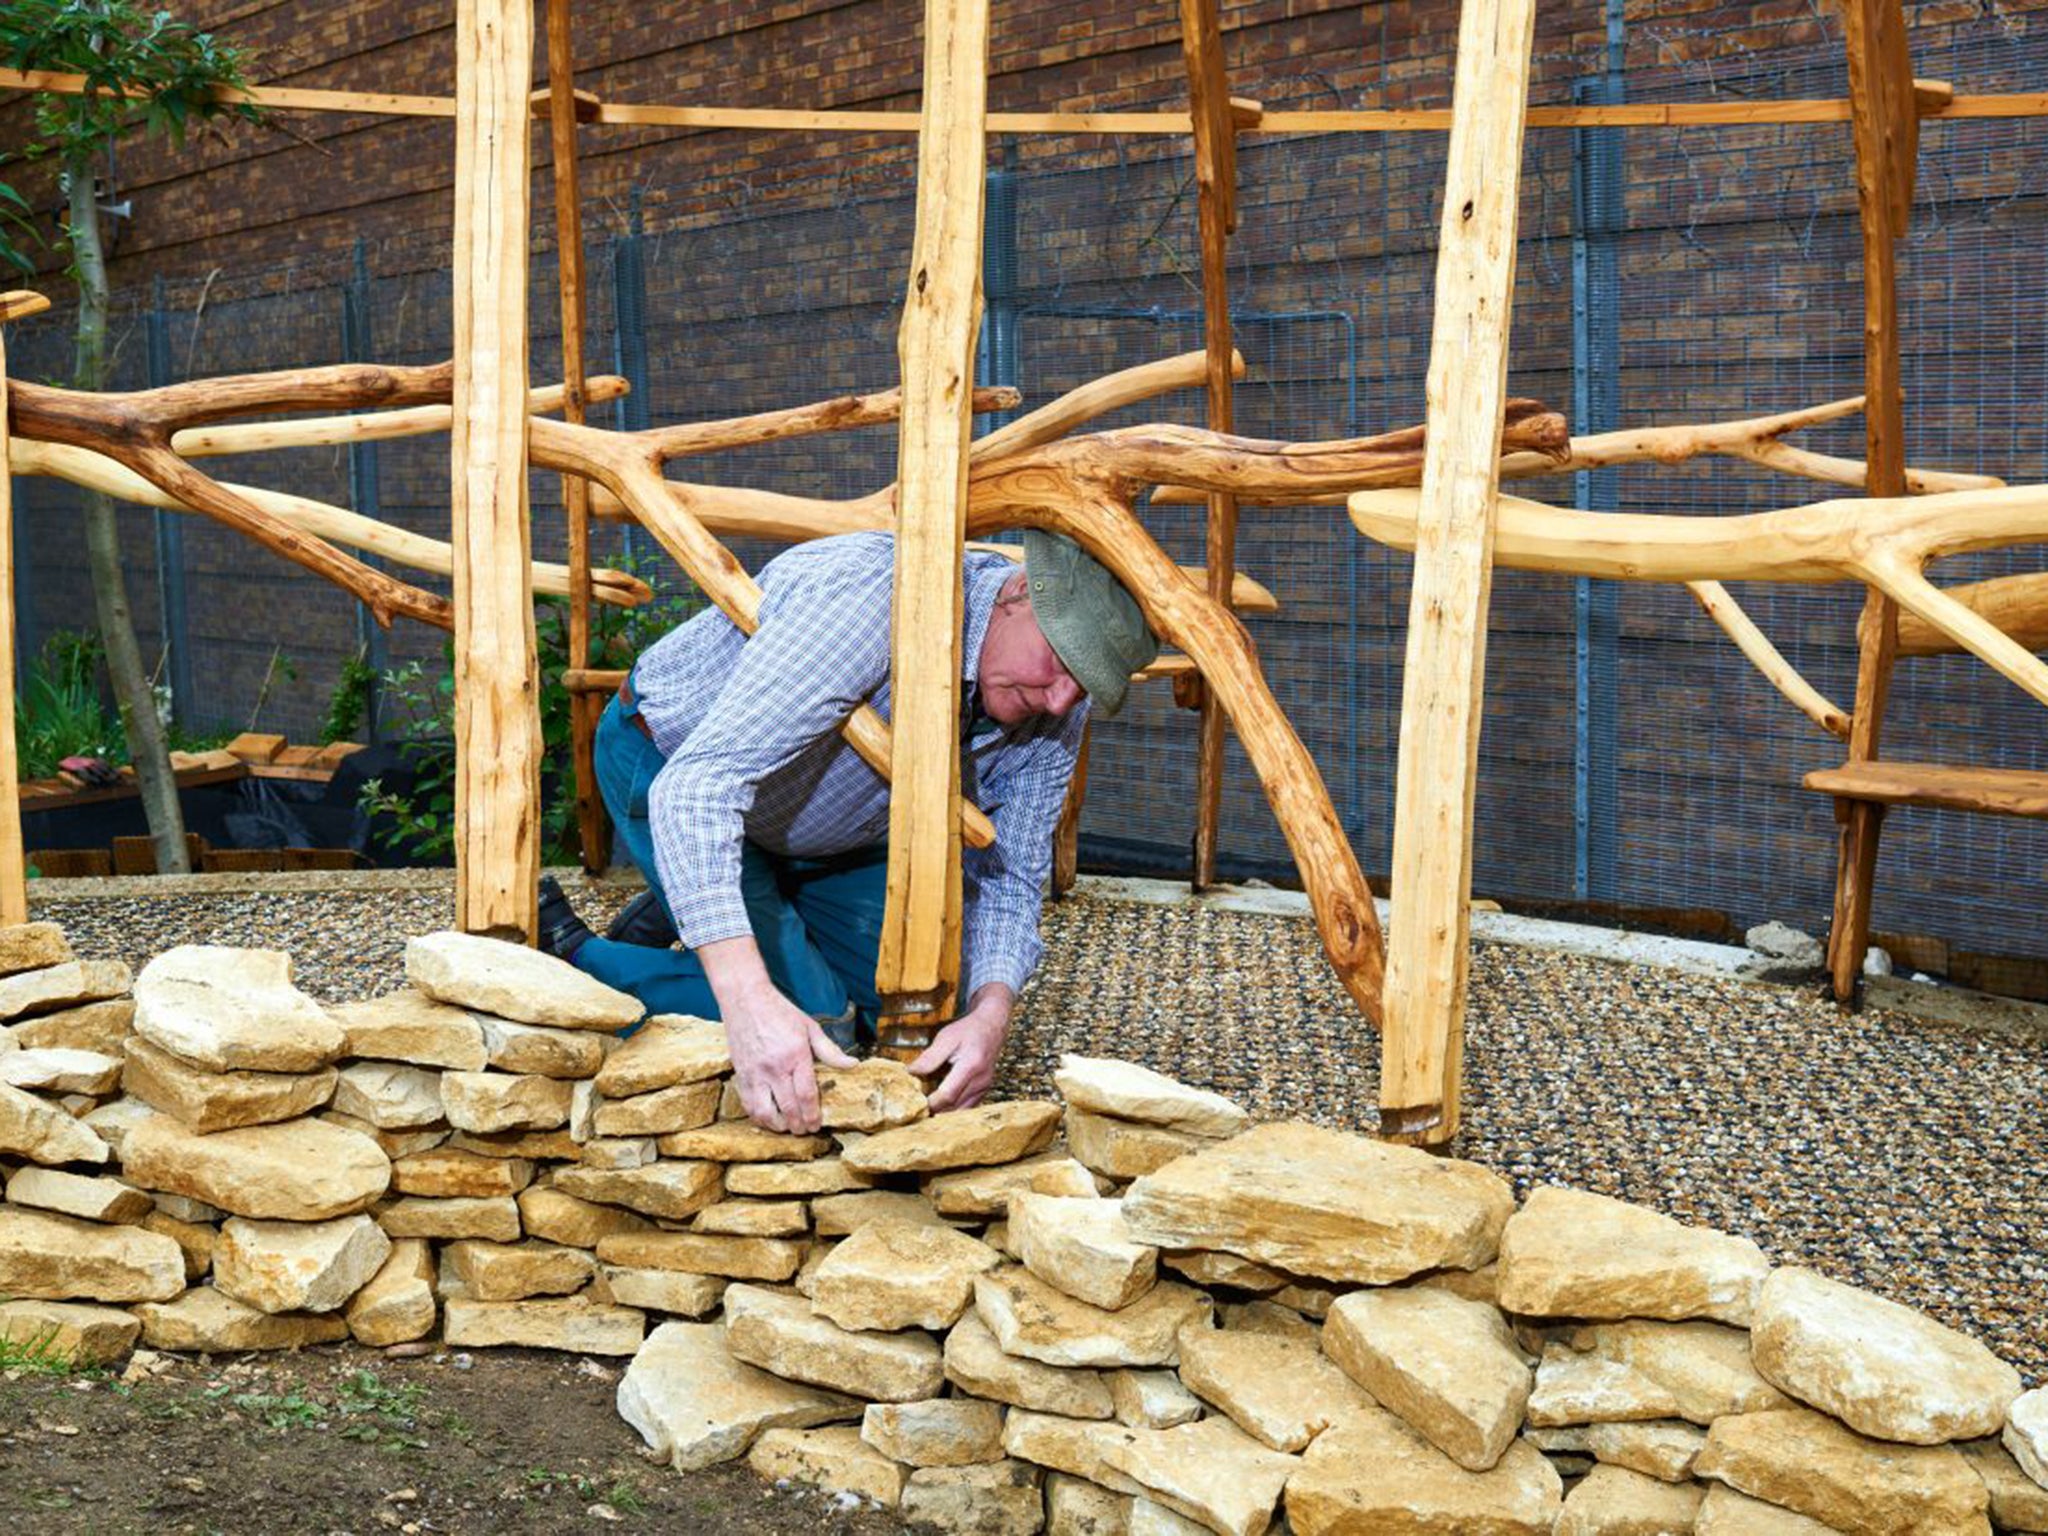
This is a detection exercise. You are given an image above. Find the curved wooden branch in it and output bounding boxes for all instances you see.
[172,376,631,457]
[1855,554,2048,710]
[1897,570,2048,658]
[1686,580,1850,737]
[640,384,1020,462]
[969,350,1239,464]
[10,362,456,441]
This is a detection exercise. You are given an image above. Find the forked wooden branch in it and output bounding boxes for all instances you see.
[171,376,630,457]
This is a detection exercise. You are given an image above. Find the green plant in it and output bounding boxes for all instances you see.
[334,1368,427,1450]
[14,629,122,779]
[0,1328,107,1378]
[319,649,380,745]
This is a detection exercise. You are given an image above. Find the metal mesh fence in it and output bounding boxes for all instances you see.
[6,6,2045,961]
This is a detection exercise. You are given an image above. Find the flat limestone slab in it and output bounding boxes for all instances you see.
[476,1017,610,1079]
[841,1100,1061,1175]
[619,1320,859,1471]
[518,1186,651,1249]
[1528,1344,1682,1426]
[0,959,130,1023]
[345,1239,436,1346]
[552,1161,724,1222]
[657,1124,832,1163]
[594,1266,728,1318]
[1112,1369,1203,1430]
[0,1297,139,1365]
[1177,1327,1373,1453]
[0,1079,110,1165]
[332,988,488,1070]
[1284,1405,1564,1536]
[1496,1186,1770,1326]
[1064,1109,1205,1180]
[8,997,135,1054]
[2008,1388,2048,1490]
[724,1282,944,1402]
[594,1231,804,1282]
[444,1239,596,1301]
[974,1266,1211,1370]
[750,1424,908,1508]
[390,1147,534,1199]
[1010,1193,1157,1312]
[0,922,75,978]
[1102,1417,1299,1536]
[864,1398,1007,1468]
[945,1309,1114,1419]
[726,1157,873,1198]
[0,1046,122,1095]
[926,1151,1103,1219]
[693,1200,809,1238]
[440,1071,575,1134]
[1567,1320,1789,1426]
[1694,1485,1841,1535]
[376,1194,523,1242]
[1054,1055,1249,1137]
[1323,1286,1531,1471]
[594,1016,731,1097]
[133,946,343,1072]
[332,1061,445,1129]
[406,932,642,1030]
[902,1459,1046,1536]
[593,1081,723,1138]
[1123,1122,1514,1285]
[808,1218,1004,1331]
[1556,1464,1705,1536]
[1961,1434,2048,1533]
[138,1285,350,1352]
[815,1060,929,1131]
[1001,1408,1145,1485]
[0,1207,185,1303]
[1750,1266,2021,1445]
[6,1166,153,1224]
[1694,1407,1991,1536]
[215,1213,391,1314]
[442,1295,645,1355]
[122,1111,390,1221]
[121,1037,335,1133]
[1583,1419,1708,1484]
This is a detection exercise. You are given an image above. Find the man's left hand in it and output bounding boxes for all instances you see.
[910,985,1014,1113]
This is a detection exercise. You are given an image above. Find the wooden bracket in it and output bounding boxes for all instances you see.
[529,85,601,122]
[0,292,51,325]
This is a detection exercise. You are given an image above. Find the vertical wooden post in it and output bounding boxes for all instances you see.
[451,0,542,941]
[1378,0,1538,1144]
[544,0,609,875]
[1826,0,1913,1001]
[1178,0,1240,892]
[0,292,49,928]
[1052,721,1091,898]
[874,0,990,1056]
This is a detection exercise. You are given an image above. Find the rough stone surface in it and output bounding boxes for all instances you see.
[809,1218,1004,1332]
[1122,1122,1513,1285]
[1111,1369,1204,1429]
[137,1286,350,1351]
[1054,1055,1248,1138]
[1749,1266,2021,1445]
[323,1114,448,1161]
[1584,1419,1708,1483]
[389,1146,534,1199]
[440,1071,575,1134]
[140,1211,215,1281]
[816,1060,929,1131]
[1322,1285,1531,1471]
[945,1310,1115,1419]
[1694,1486,1841,1535]
[471,1017,607,1079]
[1695,1406,1991,1536]
[1569,1320,1791,1425]
[726,1157,872,1197]
[405,932,642,1030]
[214,1213,392,1314]
[517,1185,651,1248]
[618,1320,859,1471]
[1063,1110,1205,1180]
[1220,1299,1320,1345]
[1177,1326,1372,1453]
[0,1297,140,1365]
[440,1294,643,1354]
[926,1153,1100,1219]
[594,1015,730,1097]
[841,1100,1060,1175]
[0,922,74,977]
[332,988,489,1070]
[1010,1193,1157,1312]
[375,1194,524,1242]
[594,1080,724,1138]
[444,1239,596,1300]
[814,1189,952,1236]
[1047,1473,1133,1536]
[121,1037,335,1132]
[1001,1409,1143,1485]
[331,1061,445,1129]
[595,1230,804,1282]
[1556,1464,1706,1536]
[974,1266,1211,1370]
[0,959,130,1023]
[450,1127,581,1161]
[900,1459,1045,1536]
[0,1046,122,1094]
[0,1207,183,1302]
[750,1423,907,1507]
[657,1124,832,1163]
[8,997,135,1054]
[121,1112,389,1220]
[344,1238,436,1346]
[1961,1435,2048,1533]
[1101,1417,1298,1536]
[1528,1343,1683,1426]
[724,1283,944,1402]
[863,1398,1007,1468]
[132,946,343,1072]
[6,1166,153,1223]
[594,1266,728,1318]
[0,1079,110,1164]
[2007,1388,2048,1490]
[553,1161,724,1222]
[692,1200,809,1238]
[1163,1250,1286,1293]
[1284,1404,1564,1536]
[579,1137,658,1171]
[1497,1186,1771,1326]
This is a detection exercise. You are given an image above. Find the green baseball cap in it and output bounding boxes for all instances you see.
[1021,530,1160,717]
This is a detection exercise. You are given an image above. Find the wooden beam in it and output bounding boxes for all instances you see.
[1052,722,1091,898]
[1379,0,1538,1146]
[874,0,990,1056]
[170,378,627,457]
[0,292,47,926]
[449,0,541,942]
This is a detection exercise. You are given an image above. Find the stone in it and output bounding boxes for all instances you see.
[1127,1499,1208,1536]
[518,1185,652,1248]
[809,1218,1004,1331]
[78,1097,146,1155]
[1322,1285,1530,1470]
[472,1016,608,1079]
[1029,1159,1109,1199]
[1064,1110,1205,1180]
[390,1146,534,1199]
[1584,1419,1708,1483]
[750,1423,907,1507]
[1496,1186,1770,1326]
[132,946,342,1072]
[1010,1194,1158,1312]
[619,1320,859,1470]
[153,1192,222,1222]
[121,1037,335,1132]
[1101,1418,1299,1536]
[1528,1343,1683,1426]
[331,1061,445,1129]
[864,1398,1007,1468]
[137,1286,349,1352]
[345,1239,436,1346]
[214,1213,391,1314]
[1569,1319,1791,1425]
[1272,1282,1340,1319]
[1746,920,1824,967]
[0,922,74,977]
[724,1283,944,1402]
[0,1205,181,1302]
[693,1200,809,1238]
[1220,1299,1321,1346]
[1694,1486,1840,1535]
[6,1166,153,1223]
[1284,1404,1564,1536]
[0,959,130,1023]
[975,1267,1211,1370]
[1961,1436,2048,1532]
[321,1113,449,1161]
[658,1124,832,1162]
[835,1100,1060,1176]
[927,1152,1103,1219]
[946,1309,1115,1419]
[815,1189,952,1236]
[140,1212,216,1280]
[406,931,642,1029]
[1003,1409,1146,1484]
[900,1461,1045,1536]
[1178,1326,1373,1453]
[121,1112,389,1220]
[815,1060,929,1131]
[443,1295,645,1354]
[595,1230,804,1281]
[440,1071,574,1134]
[1111,1369,1204,1429]
[594,1080,724,1138]
[1163,1250,1286,1292]
[2008,1388,2048,1488]
[552,1161,724,1221]
[0,1046,122,1094]
[1054,1055,1249,1138]
[1694,1407,1991,1536]
[1556,1465,1706,1535]
[0,1297,139,1365]
[569,1079,598,1142]
[1123,1122,1514,1285]
[580,1137,658,1170]
[375,1194,523,1242]
[444,1239,596,1300]
[332,988,489,1070]
[0,1079,110,1164]
[593,1015,730,1097]
[726,1157,873,1197]
[1047,1474,1133,1536]
[9,998,135,1054]
[594,1266,727,1317]
[450,1126,582,1160]
[1754,1269,2023,1446]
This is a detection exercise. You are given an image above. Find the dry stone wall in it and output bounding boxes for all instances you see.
[0,920,2040,1534]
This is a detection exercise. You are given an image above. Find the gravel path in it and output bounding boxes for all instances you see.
[31,870,2047,1382]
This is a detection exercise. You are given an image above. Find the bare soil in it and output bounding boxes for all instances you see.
[0,1343,912,1536]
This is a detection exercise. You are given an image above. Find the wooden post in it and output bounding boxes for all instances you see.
[1052,721,1091,897]
[0,291,50,927]
[1826,0,1914,1001]
[450,0,542,941]
[1179,0,1240,892]
[874,0,990,1057]
[544,0,609,875]
[1378,0,1538,1144]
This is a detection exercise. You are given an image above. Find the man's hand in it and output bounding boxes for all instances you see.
[700,937,855,1133]
[910,984,1014,1113]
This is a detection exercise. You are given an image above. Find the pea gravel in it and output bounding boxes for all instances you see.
[30,870,2047,1381]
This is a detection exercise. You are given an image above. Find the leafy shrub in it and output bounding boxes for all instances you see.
[15,630,122,778]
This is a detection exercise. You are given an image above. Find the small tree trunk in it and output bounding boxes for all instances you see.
[67,157,190,875]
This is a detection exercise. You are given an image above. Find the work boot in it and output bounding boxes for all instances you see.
[537,876,595,964]
[605,887,679,949]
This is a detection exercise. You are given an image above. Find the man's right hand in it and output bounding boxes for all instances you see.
[699,937,855,1133]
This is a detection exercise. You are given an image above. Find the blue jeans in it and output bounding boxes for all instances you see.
[571,694,888,1031]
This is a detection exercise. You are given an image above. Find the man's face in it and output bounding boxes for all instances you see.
[977,578,1085,726]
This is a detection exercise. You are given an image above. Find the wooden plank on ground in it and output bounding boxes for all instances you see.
[874,0,991,1050]
[1379,0,1539,1145]
[450,0,542,942]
